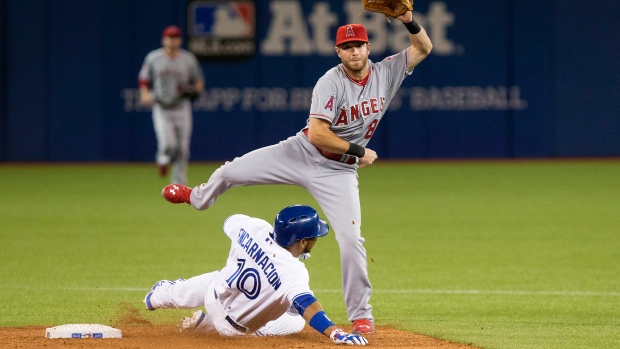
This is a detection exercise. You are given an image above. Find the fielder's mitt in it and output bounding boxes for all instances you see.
[178,84,200,100]
[361,0,413,18]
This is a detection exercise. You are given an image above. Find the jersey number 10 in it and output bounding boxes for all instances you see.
[226,258,262,300]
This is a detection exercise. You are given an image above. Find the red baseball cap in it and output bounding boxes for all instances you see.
[162,25,182,38]
[335,24,369,46]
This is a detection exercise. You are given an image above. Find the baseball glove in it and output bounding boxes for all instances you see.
[178,84,200,100]
[361,0,413,18]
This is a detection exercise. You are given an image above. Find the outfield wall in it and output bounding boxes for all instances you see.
[1,0,619,161]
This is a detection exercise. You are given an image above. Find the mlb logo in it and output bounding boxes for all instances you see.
[187,0,256,59]
[189,1,255,38]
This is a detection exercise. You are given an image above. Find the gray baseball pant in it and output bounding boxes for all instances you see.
[190,133,373,322]
[152,102,192,184]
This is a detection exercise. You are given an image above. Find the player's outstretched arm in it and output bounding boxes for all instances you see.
[296,297,368,345]
[395,10,432,70]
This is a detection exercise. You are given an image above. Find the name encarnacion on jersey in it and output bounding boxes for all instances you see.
[237,229,282,290]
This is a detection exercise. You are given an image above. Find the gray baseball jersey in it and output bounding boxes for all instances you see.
[307,48,412,145]
[139,48,204,107]
[189,47,413,323]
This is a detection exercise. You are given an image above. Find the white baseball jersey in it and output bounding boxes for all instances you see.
[213,214,314,331]
[307,47,412,146]
[138,48,204,107]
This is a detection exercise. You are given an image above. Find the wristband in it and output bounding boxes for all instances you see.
[346,143,365,158]
[403,19,421,35]
[309,311,335,335]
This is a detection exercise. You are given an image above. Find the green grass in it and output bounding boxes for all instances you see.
[1,160,619,348]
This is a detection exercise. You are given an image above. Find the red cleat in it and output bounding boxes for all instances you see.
[352,319,374,335]
[162,184,192,204]
[158,164,168,177]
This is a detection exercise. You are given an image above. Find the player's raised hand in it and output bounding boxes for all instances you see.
[330,329,369,345]
[395,10,413,23]
[358,148,378,168]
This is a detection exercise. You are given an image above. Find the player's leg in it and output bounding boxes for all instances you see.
[144,271,218,310]
[170,103,192,185]
[254,309,306,336]
[190,136,311,210]
[152,105,174,177]
[307,165,373,323]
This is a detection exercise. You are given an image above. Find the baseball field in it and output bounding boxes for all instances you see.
[1,159,619,348]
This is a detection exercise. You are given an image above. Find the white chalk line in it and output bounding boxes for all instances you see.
[337,289,620,297]
[48,287,620,297]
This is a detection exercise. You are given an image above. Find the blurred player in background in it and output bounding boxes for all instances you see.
[144,205,368,345]
[138,25,205,185]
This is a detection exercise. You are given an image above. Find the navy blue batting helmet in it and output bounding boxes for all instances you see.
[273,205,329,247]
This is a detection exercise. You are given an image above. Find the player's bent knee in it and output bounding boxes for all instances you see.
[255,313,305,336]
[289,314,306,333]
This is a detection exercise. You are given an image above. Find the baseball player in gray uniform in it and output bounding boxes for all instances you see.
[161,11,432,335]
[144,205,368,345]
[139,25,205,185]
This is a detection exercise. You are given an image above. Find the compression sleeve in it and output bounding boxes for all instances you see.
[292,293,316,316]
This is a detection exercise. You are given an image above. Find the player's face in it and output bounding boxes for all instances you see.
[162,36,182,52]
[336,42,370,72]
[302,238,318,254]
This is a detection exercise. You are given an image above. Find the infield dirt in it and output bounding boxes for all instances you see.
[1,325,482,349]
[0,303,481,349]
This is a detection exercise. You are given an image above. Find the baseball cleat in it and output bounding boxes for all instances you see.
[352,319,374,335]
[178,310,206,332]
[144,280,169,311]
[143,279,185,311]
[162,184,192,204]
[158,164,168,177]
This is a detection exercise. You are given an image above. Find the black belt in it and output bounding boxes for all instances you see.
[214,290,247,333]
[154,99,183,110]
[302,129,356,165]
[225,315,247,333]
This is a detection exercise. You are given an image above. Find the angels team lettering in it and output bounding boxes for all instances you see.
[324,95,335,111]
[157,68,184,79]
[236,229,282,291]
[334,97,386,127]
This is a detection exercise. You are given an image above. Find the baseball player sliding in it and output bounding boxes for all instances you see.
[138,25,205,185]
[144,205,368,345]
[162,9,432,335]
